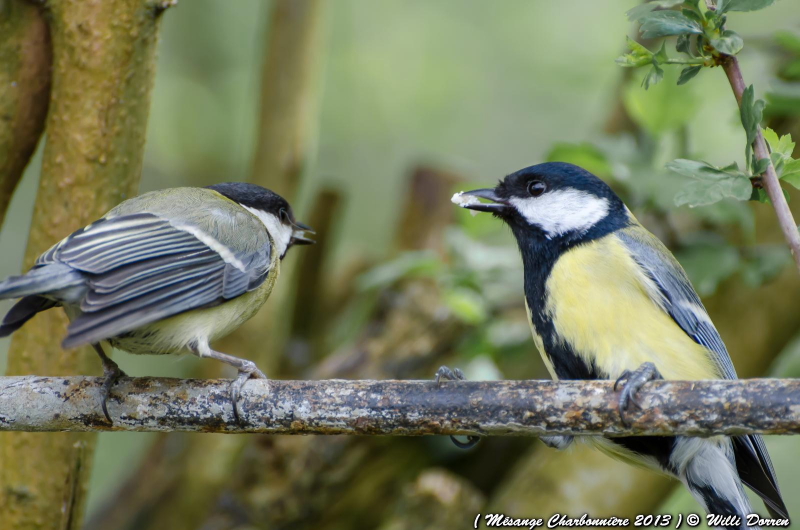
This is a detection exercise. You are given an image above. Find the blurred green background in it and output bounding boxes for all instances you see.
[2,0,800,526]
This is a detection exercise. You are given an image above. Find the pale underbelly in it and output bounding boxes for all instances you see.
[108,280,274,355]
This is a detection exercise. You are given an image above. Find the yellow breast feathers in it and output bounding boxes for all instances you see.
[543,234,720,381]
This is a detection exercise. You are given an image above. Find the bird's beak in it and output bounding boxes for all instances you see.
[458,188,510,213]
[290,221,315,245]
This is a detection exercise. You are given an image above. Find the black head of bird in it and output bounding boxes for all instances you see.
[455,162,628,248]
[207,182,315,256]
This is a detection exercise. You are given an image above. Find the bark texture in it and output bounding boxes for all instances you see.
[0,0,51,226]
[1,377,798,436]
[0,1,168,528]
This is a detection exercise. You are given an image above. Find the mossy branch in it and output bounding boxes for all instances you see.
[0,0,51,227]
[0,1,171,528]
[1,377,799,436]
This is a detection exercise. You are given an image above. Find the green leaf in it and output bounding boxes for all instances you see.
[642,63,664,89]
[710,30,744,55]
[626,0,687,21]
[763,127,796,158]
[781,159,800,189]
[755,187,791,204]
[668,159,753,207]
[752,157,770,176]
[739,85,765,166]
[677,65,702,85]
[616,36,654,68]
[681,8,704,24]
[639,10,703,39]
[676,34,692,55]
[718,0,776,13]
[654,41,669,63]
[626,2,659,21]
[763,127,780,152]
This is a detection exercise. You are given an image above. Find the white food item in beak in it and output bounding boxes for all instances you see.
[451,191,481,216]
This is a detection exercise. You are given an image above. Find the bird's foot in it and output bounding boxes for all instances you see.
[189,342,268,426]
[614,362,662,425]
[229,360,267,425]
[435,365,465,387]
[93,344,126,423]
[434,365,480,450]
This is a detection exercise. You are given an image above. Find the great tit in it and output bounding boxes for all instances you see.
[0,183,313,422]
[453,162,788,522]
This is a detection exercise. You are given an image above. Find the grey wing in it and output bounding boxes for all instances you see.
[38,212,272,348]
[617,228,735,377]
[617,227,787,518]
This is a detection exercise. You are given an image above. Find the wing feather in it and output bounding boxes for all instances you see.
[617,225,787,518]
[41,212,272,348]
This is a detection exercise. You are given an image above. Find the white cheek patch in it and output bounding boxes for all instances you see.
[243,206,293,258]
[509,189,610,237]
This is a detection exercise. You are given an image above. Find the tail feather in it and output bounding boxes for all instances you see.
[0,264,83,300]
[673,438,757,529]
[734,435,789,519]
[0,296,56,337]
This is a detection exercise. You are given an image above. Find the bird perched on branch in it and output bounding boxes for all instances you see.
[451,162,788,523]
[0,183,313,423]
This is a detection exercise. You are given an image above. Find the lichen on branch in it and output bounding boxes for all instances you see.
[1,376,798,436]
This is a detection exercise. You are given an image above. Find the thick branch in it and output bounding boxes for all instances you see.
[721,55,800,272]
[0,0,51,227]
[0,1,169,528]
[1,377,798,436]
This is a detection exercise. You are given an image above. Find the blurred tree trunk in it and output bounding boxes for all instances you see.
[0,1,168,528]
[286,188,343,369]
[250,0,323,201]
[0,0,51,226]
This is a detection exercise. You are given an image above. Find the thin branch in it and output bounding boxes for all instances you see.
[1,376,798,436]
[720,51,800,274]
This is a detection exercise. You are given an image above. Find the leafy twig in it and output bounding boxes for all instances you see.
[721,56,800,271]
[619,0,800,272]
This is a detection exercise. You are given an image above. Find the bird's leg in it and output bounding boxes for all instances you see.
[92,344,127,423]
[434,365,480,450]
[191,341,266,424]
[614,361,662,425]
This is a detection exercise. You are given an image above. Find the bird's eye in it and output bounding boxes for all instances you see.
[527,180,546,197]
